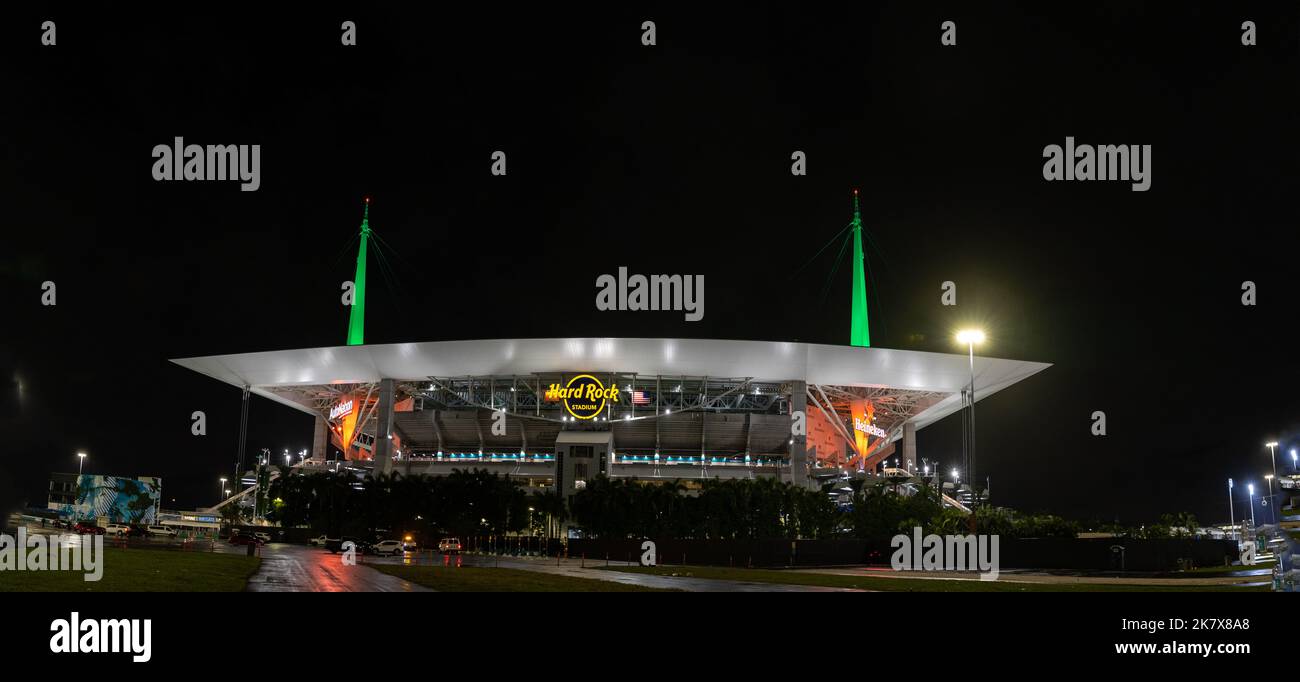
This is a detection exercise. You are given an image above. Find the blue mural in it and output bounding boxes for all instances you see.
[51,476,162,524]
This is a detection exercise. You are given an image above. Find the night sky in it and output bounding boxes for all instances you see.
[3,4,1297,525]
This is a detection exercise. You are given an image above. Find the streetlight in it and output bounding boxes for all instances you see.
[956,329,985,502]
[219,477,228,501]
[1265,474,1275,524]
[1227,478,1236,542]
[1291,449,1298,472]
[76,452,87,475]
[1247,483,1256,532]
[1265,442,1279,484]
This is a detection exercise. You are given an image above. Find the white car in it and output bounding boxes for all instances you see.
[370,540,404,556]
[437,537,462,554]
[309,534,329,547]
[105,524,131,536]
[146,525,177,537]
[252,531,272,543]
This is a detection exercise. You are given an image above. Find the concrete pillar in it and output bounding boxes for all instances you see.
[790,381,809,489]
[311,416,328,463]
[372,378,396,476]
[901,421,917,473]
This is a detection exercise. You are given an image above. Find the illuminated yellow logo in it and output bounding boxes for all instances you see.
[545,374,620,420]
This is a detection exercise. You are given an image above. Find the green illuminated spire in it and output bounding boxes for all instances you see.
[346,198,371,346]
[850,189,870,347]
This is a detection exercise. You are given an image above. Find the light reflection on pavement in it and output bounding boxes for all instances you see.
[244,543,432,592]
[365,552,862,592]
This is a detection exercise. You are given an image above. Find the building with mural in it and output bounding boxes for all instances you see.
[48,473,162,524]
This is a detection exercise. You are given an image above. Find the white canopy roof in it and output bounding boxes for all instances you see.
[170,337,1049,431]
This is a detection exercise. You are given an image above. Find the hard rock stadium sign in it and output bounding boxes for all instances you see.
[544,374,621,420]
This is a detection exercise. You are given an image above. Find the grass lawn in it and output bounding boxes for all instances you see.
[0,547,261,592]
[373,564,678,592]
[605,565,1270,592]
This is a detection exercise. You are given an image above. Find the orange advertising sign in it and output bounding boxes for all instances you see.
[850,399,885,459]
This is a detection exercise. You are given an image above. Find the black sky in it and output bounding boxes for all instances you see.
[3,4,1298,525]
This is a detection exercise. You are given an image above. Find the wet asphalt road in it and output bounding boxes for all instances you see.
[243,543,431,592]
[241,543,855,592]
[363,552,861,592]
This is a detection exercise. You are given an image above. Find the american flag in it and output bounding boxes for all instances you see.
[631,390,651,405]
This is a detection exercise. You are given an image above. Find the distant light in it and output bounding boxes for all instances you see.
[1248,484,1255,495]
[1266,441,1279,448]
[956,329,986,345]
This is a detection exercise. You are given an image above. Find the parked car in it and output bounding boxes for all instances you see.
[437,537,462,554]
[104,523,131,536]
[309,534,333,547]
[229,533,265,546]
[401,535,418,552]
[146,525,178,537]
[325,536,370,554]
[370,540,404,556]
[124,526,149,538]
[73,522,105,535]
[251,531,271,543]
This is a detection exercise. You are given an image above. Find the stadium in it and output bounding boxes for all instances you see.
[170,195,1050,508]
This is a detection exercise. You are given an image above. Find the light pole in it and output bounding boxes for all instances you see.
[77,452,87,476]
[1265,441,1279,484]
[1227,478,1235,542]
[1247,483,1256,533]
[956,329,985,503]
[1292,449,1298,473]
[219,477,228,501]
[1265,474,1275,524]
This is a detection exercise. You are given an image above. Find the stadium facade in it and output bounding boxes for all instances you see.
[174,337,1048,501]
[171,196,1049,504]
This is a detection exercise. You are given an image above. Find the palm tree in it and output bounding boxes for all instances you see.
[532,489,567,540]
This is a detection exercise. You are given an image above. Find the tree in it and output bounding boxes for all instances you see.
[219,499,245,527]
